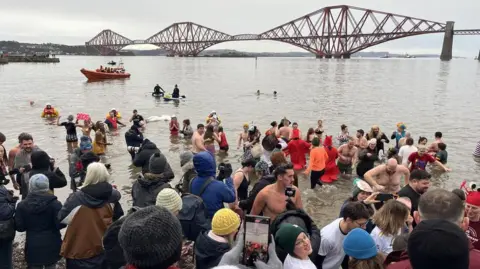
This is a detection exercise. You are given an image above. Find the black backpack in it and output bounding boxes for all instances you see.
[0,218,15,241]
[177,177,213,241]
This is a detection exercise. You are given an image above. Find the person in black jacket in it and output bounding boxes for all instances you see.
[15,174,65,269]
[27,150,67,199]
[132,152,174,207]
[239,160,275,214]
[0,176,16,269]
[125,125,144,160]
[270,209,322,265]
[133,139,160,174]
[103,206,140,269]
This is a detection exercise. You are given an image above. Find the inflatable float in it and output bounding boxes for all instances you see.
[105,111,122,119]
[147,115,172,122]
[163,94,186,101]
[41,108,59,118]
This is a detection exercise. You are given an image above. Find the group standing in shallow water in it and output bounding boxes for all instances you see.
[7,99,480,269]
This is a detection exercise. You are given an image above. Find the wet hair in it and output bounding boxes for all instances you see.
[435,131,443,138]
[372,200,410,236]
[241,158,257,168]
[418,136,428,144]
[357,129,365,136]
[19,133,33,143]
[292,122,298,126]
[218,126,224,132]
[343,202,371,221]
[0,132,5,143]
[270,121,277,127]
[341,124,348,131]
[133,109,137,113]
[183,119,190,125]
[418,188,464,223]
[348,254,384,269]
[197,123,204,129]
[438,142,447,151]
[204,125,215,140]
[306,128,315,142]
[273,162,294,179]
[406,137,414,146]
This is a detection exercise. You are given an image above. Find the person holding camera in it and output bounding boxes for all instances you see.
[0,174,17,269]
[251,163,303,221]
[28,151,67,199]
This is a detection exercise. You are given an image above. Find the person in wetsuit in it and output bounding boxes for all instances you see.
[172,84,180,98]
[153,84,164,96]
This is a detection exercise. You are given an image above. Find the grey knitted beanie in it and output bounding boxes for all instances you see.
[119,205,183,268]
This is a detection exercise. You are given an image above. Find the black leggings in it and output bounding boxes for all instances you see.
[310,170,325,189]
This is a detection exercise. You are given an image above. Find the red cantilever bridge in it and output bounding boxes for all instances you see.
[85,5,480,59]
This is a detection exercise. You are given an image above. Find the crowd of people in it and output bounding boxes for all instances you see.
[1,111,479,269]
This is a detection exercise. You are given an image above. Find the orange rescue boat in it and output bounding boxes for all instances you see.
[80,67,130,81]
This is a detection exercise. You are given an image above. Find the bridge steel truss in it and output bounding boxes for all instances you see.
[85,5,464,57]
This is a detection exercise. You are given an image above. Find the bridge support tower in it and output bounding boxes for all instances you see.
[440,21,455,61]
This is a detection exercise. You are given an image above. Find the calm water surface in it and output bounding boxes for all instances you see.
[1,56,480,226]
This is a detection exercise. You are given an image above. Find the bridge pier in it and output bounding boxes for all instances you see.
[440,21,455,61]
[477,50,480,61]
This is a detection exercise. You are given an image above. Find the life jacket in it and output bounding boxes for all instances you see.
[106,117,118,129]
[43,107,55,115]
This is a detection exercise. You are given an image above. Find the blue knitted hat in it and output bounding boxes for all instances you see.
[343,228,377,260]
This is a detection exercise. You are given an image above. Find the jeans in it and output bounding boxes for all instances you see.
[0,239,13,269]
[310,170,325,189]
[28,263,57,269]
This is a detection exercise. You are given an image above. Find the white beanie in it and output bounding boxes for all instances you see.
[156,188,183,213]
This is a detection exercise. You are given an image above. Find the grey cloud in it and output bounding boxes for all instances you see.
[2,0,480,56]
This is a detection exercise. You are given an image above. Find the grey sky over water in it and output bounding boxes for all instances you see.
[1,0,480,56]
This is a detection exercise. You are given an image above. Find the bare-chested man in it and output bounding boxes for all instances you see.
[355,129,368,149]
[192,124,206,154]
[364,158,410,193]
[251,163,303,221]
[337,138,358,178]
[237,123,249,150]
[278,119,292,141]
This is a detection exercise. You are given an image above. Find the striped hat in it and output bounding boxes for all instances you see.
[156,188,183,213]
[474,141,480,157]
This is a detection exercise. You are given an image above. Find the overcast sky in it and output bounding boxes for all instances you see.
[1,0,480,56]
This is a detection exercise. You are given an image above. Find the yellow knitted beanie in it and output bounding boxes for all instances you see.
[212,208,240,236]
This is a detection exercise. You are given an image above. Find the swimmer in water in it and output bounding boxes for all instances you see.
[273,91,277,96]
[256,90,260,95]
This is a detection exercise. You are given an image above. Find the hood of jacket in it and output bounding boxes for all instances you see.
[259,174,276,185]
[22,192,58,213]
[181,160,195,173]
[195,231,231,264]
[271,209,315,235]
[138,173,170,187]
[141,139,158,150]
[31,150,51,170]
[0,186,12,203]
[79,181,114,208]
[193,151,216,178]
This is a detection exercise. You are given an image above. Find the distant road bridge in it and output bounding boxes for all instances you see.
[85,5,480,60]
